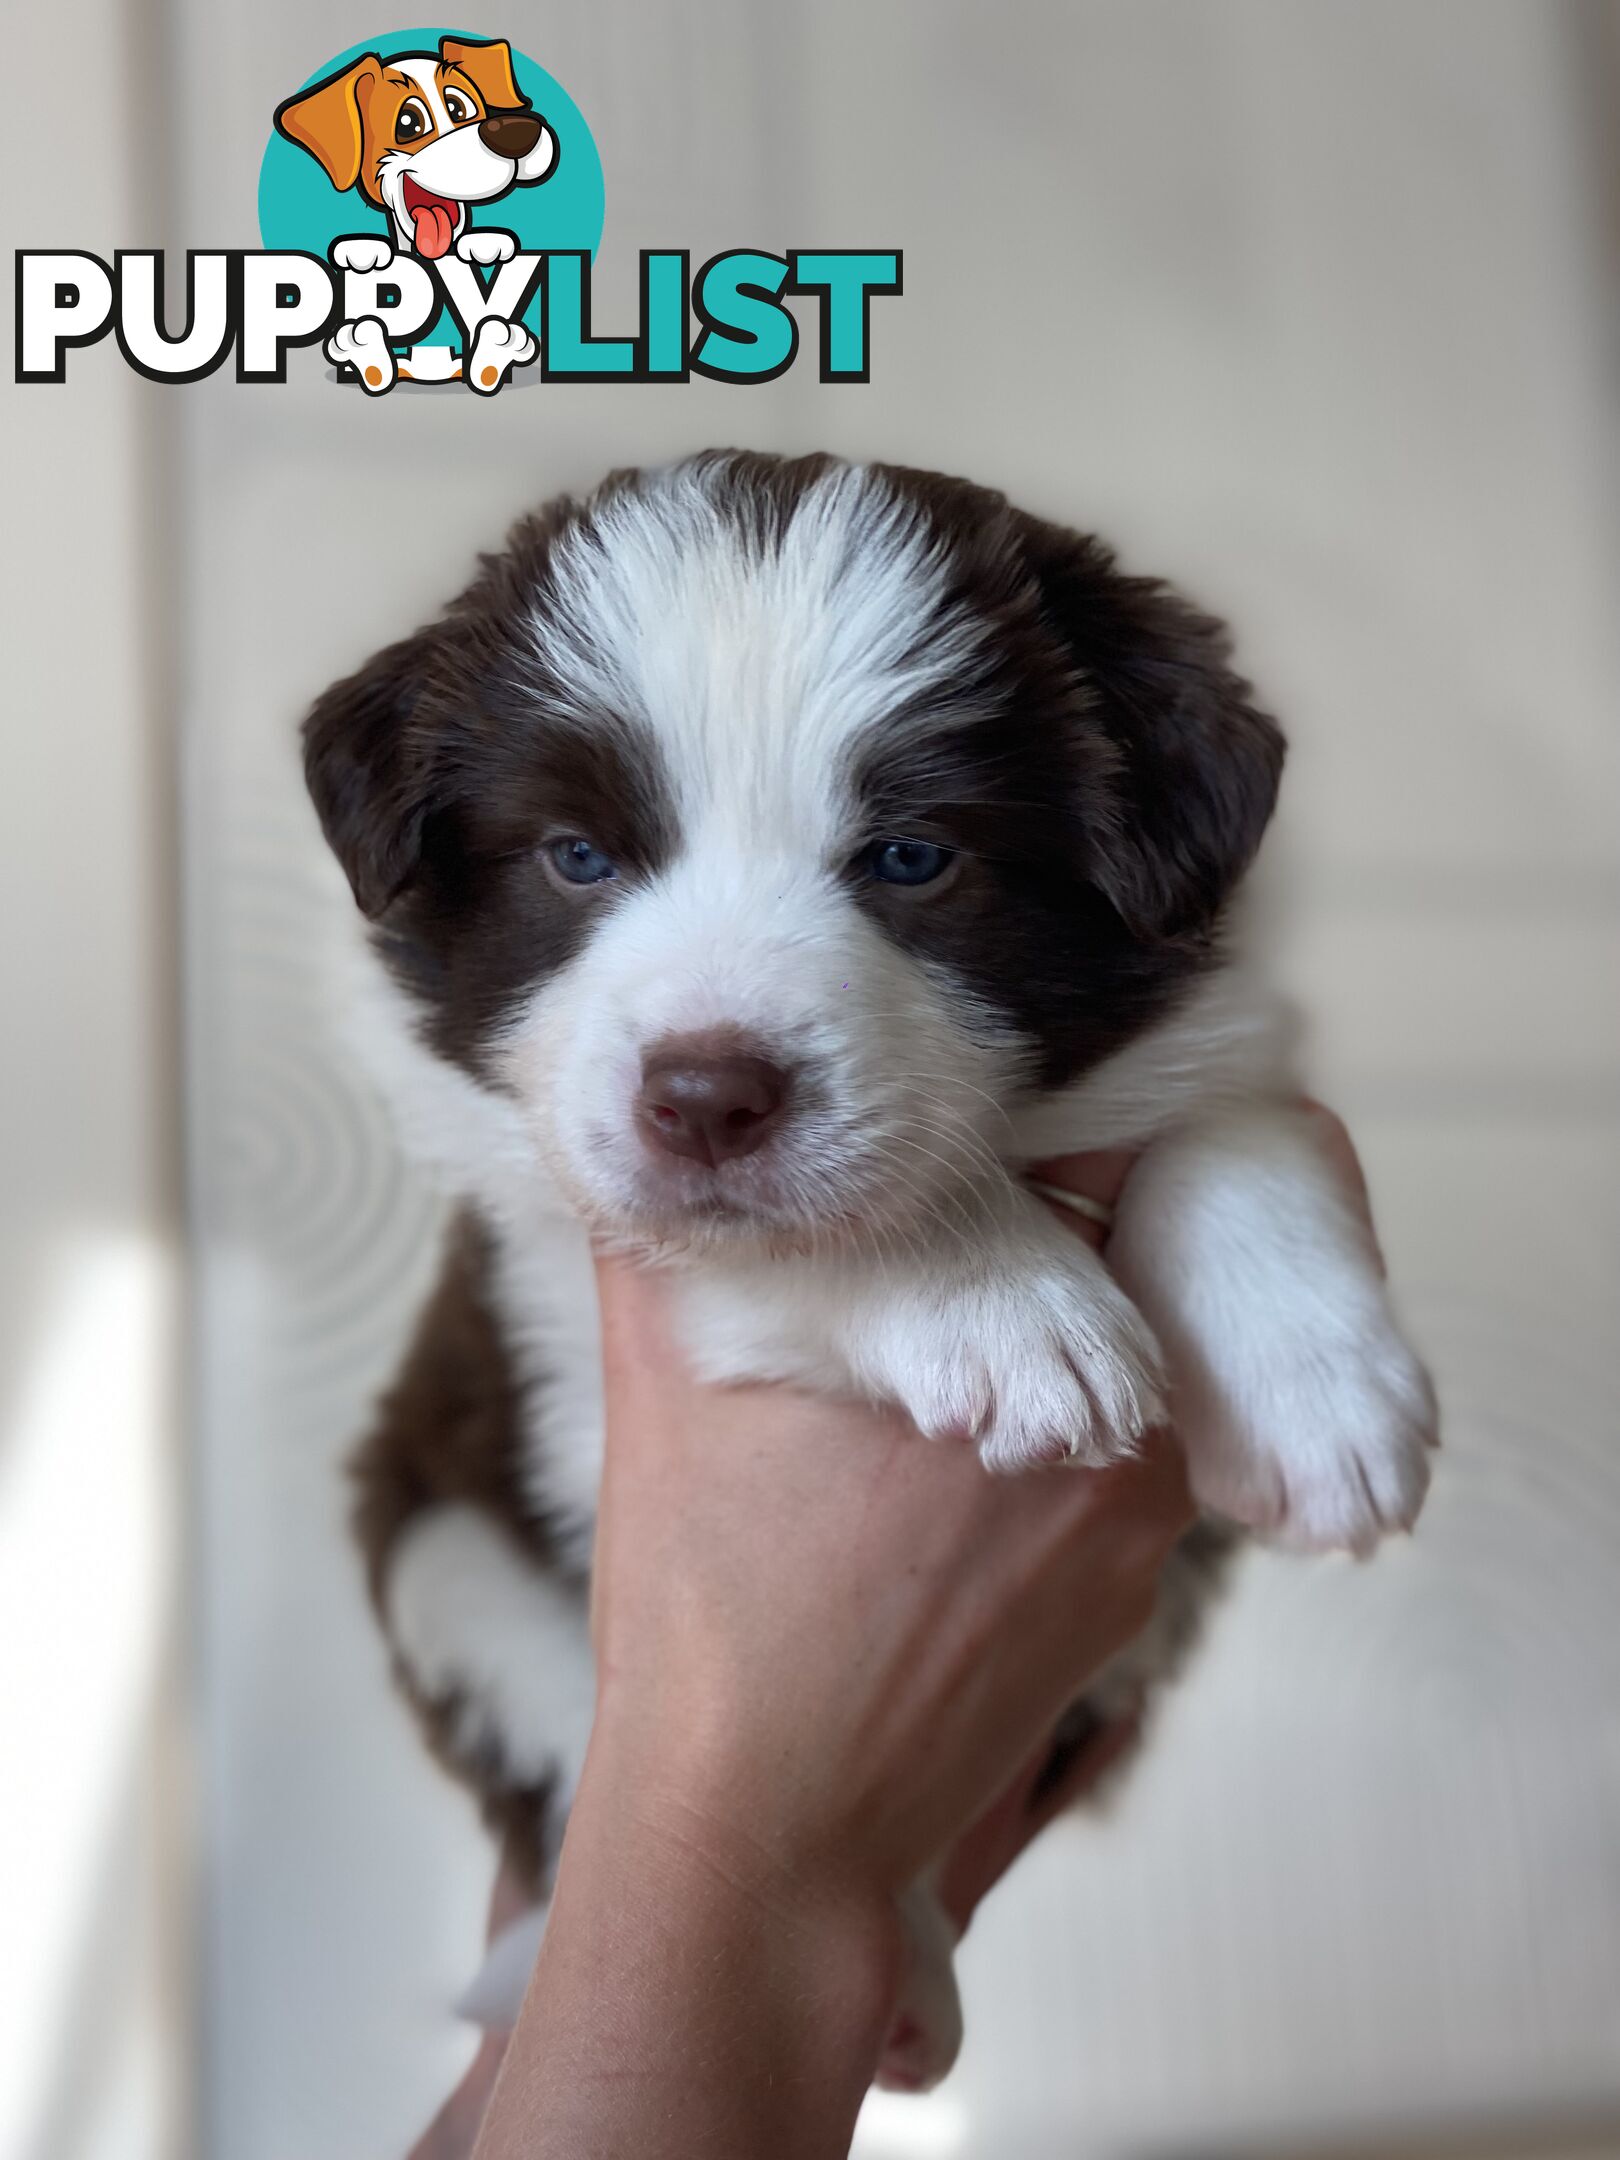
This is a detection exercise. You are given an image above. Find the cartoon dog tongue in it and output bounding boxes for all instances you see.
[411,198,457,259]
[403,181,457,259]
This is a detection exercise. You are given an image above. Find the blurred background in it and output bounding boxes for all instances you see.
[5,3,1620,2157]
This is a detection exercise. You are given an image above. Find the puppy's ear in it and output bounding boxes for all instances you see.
[1019,516,1285,938]
[303,631,441,918]
[440,36,527,111]
[274,55,383,192]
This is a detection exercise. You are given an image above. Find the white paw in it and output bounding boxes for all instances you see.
[456,227,518,266]
[456,1904,547,2031]
[324,316,395,394]
[876,1888,963,2093]
[859,1261,1165,1473]
[331,234,393,274]
[1186,1302,1437,1556]
[466,317,536,392]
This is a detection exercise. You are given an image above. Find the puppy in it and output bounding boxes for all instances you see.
[303,450,1436,2089]
[275,36,556,388]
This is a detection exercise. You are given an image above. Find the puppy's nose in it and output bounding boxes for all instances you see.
[479,111,543,158]
[636,1038,789,1168]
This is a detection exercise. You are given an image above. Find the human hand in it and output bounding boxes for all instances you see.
[448,1112,1380,2158]
[417,1141,1173,2158]
[578,1142,1190,1983]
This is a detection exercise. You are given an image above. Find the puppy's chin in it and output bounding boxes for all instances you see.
[561,1156,927,1264]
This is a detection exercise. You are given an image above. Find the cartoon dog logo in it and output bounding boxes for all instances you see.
[274,35,557,389]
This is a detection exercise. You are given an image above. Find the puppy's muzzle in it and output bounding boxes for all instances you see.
[636,1034,790,1169]
[478,110,544,159]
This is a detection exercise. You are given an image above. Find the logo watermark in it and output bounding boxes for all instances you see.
[16,29,901,394]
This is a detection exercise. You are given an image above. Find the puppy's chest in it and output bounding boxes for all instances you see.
[486,1211,607,1571]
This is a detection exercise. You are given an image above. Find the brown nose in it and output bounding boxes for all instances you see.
[478,110,543,159]
[636,1039,789,1168]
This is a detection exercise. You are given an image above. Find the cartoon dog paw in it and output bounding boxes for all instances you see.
[325,317,396,395]
[456,228,518,267]
[331,235,394,275]
[465,318,535,393]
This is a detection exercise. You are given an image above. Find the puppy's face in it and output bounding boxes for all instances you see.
[305,453,1282,1252]
[274,38,556,260]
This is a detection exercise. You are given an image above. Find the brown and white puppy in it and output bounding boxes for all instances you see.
[275,36,556,263]
[275,36,556,390]
[304,451,1436,2089]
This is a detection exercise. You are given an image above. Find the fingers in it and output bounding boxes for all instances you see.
[935,1711,1144,1932]
[1027,1146,1138,1253]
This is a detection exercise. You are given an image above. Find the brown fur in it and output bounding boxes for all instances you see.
[351,1210,581,1891]
[274,36,533,209]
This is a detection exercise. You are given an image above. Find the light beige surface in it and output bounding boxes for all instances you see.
[2,2,187,2157]
[5,4,1618,2159]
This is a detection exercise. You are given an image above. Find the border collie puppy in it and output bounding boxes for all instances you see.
[304,449,1435,2088]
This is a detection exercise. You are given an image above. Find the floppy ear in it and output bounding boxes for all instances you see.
[1018,516,1285,938]
[274,55,383,192]
[303,631,441,918]
[440,36,527,111]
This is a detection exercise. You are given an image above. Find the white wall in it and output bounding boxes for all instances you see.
[2,2,188,2156]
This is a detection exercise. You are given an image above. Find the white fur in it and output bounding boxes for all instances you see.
[523,466,986,785]
[1110,1106,1436,1553]
[386,1503,595,1789]
[457,1903,550,2029]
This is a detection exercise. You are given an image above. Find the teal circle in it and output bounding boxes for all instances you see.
[257,27,602,347]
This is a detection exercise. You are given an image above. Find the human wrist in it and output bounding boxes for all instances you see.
[568,1711,904,2041]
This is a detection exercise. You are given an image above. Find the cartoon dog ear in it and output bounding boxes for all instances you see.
[274,55,383,192]
[1019,515,1285,939]
[303,630,443,918]
[440,35,527,112]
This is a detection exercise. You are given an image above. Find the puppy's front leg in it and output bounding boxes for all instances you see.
[677,1190,1165,1472]
[1108,1106,1437,1553]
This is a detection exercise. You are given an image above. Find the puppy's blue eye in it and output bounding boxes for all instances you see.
[546,836,618,886]
[867,839,954,887]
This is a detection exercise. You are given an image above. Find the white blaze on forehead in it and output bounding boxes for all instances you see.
[526,461,986,855]
[394,53,453,130]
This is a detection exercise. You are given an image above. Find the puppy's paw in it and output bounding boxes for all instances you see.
[876,1888,963,2094]
[876,1996,961,2094]
[1187,1303,1437,1556]
[456,227,518,266]
[324,316,395,393]
[466,317,536,392]
[863,1263,1165,1472]
[455,1904,547,2032]
[331,234,394,275]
